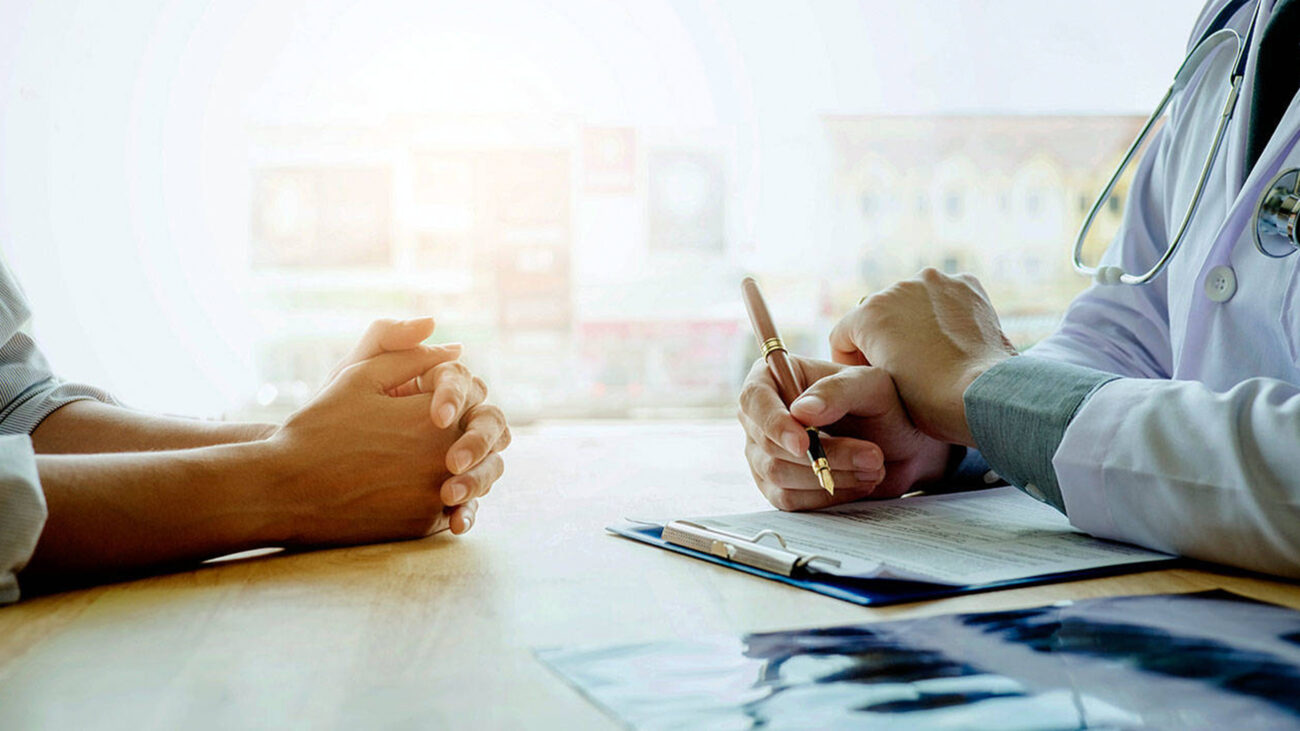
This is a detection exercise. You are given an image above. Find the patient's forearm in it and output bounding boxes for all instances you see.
[31,400,275,454]
[22,442,289,577]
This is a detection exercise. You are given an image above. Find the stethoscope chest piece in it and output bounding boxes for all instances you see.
[1254,167,1300,258]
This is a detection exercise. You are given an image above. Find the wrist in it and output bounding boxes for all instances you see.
[248,422,278,441]
[227,437,308,547]
[928,354,1013,447]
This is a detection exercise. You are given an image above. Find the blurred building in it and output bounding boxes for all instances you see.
[243,119,746,421]
[823,115,1146,346]
[240,115,1148,421]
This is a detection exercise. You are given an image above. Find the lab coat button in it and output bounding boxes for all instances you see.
[1203,265,1237,302]
[1023,483,1045,502]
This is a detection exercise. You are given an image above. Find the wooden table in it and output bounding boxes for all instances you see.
[2,421,1298,729]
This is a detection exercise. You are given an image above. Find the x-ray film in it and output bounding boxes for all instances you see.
[537,591,1300,729]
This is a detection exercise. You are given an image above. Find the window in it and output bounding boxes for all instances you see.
[8,2,1189,418]
[944,192,962,219]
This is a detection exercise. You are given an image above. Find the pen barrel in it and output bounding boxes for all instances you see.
[765,348,804,406]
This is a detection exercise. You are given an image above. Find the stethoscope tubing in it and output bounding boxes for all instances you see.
[1072,4,1260,286]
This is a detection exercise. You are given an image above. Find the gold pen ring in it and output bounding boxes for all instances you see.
[760,337,786,358]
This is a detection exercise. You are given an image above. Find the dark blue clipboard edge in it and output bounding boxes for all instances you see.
[607,522,1181,607]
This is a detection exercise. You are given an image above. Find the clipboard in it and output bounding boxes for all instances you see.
[607,520,1181,607]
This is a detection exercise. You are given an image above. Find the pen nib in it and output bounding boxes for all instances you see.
[805,429,834,495]
[816,464,835,495]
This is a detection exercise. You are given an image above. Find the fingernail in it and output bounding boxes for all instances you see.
[437,404,456,427]
[461,513,473,531]
[782,432,803,455]
[448,482,468,503]
[794,395,826,415]
[852,450,881,470]
[440,342,464,353]
[855,471,879,482]
[450,450,470,473]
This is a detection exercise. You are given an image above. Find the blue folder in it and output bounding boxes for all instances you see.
[607,521,1181,607]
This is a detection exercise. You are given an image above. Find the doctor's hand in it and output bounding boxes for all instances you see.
[738,355,953,511]
[830,268,1017,446]
[326,317,511,534]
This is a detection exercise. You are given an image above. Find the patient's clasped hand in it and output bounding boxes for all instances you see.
[10,314,508,592]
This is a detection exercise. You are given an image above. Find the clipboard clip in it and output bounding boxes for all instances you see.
[662,521,841,577]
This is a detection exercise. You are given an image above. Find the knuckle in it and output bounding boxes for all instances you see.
[859,294,887,318]
[461,472,485,496]
[489,420,512,450]
[463,432,491,454]
[478,404,508,428]
[442,381,468,402]
[337,360,368,383]
[757,436,786,463]
[768,490,796,512]
[435,360,471,382]
[739,408,759,435]
[746,358,770,382]
[365,318,399,337]
[761,410,789,439]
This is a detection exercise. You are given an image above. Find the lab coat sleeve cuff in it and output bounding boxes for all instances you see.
[963,356,1118,513]
[1051,377,1163,543]
[0,435,47,604]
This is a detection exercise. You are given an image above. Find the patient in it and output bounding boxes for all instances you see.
[0,262,508,603]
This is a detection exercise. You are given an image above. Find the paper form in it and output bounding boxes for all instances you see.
[682,487,1173,586]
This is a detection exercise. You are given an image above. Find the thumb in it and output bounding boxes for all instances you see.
[788,366,895,427]
[343,346,457,392]
[346,317,437,365]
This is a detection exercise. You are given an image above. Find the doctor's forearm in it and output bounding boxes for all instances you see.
[1051,375,1300,578]
[965,357,1300,578]
[31,400,276,454]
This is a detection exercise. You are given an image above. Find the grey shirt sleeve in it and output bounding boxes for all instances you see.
[0,435,47,604]
[962,356,1117,512]
[0,261,114,603]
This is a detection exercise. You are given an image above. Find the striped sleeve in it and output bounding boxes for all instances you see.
[0,435,46,604]
[0,261,114,603]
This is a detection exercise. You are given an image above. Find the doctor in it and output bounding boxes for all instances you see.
[738,0,1300,578]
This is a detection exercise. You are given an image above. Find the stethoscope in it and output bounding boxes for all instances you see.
[1073,0,1300,285]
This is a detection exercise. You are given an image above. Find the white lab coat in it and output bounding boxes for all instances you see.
[1031,0,1300,577]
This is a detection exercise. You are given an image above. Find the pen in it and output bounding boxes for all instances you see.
[740,276,834,495]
